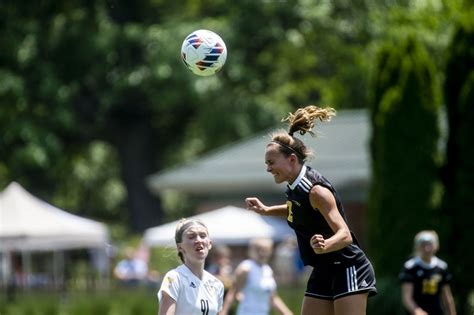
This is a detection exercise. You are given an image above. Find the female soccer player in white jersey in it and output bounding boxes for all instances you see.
[158,219,225,315]
[221,238,293,315]
[245,105,377,315]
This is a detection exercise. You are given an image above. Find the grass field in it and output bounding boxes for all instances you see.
[0,278,409,315]
[1,285,306,315]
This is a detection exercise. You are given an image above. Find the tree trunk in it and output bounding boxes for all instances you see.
[112,118,163,233]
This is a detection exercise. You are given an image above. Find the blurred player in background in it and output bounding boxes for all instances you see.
[207,245,234,299]
[245,105,377,315]
[113,247,148,287]
[158,219,224,315]
[221,237,293,315]
[399,230,456,315]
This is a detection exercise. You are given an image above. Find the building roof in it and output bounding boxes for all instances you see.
[147,109,370,196]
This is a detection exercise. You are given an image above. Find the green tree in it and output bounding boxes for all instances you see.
[0,0,377,232]
[368,35,442,278]
[0,1,199,230]
[3,0,456,234]
[441,16,474,314]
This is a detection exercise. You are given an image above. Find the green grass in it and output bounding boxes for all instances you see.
[0,289,157,315]
[0,279,420,315]
[272,285,305,314]
[0,286,306,315]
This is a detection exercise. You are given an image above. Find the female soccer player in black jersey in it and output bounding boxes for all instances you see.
[245,105,377,315]
[399,230,456,315]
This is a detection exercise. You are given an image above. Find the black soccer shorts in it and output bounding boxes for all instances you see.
[304,258,377,300]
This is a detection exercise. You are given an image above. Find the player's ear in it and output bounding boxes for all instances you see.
[208,240,213,251]
[290,153,298,162]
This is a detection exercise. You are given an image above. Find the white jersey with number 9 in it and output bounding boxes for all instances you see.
[158,264,224,315]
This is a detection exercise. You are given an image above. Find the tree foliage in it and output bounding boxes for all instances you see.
[367,35,441,277]
[0,0,378,232]
[441,16,474,314]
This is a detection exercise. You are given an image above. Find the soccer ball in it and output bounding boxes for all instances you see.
[181,29,227,76]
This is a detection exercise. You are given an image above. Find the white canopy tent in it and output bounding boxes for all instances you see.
[0,182,109,252]
[0,182,110,288]
[143,205,294,247]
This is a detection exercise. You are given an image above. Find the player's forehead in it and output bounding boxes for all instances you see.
[265,144,284,160]
[183,224,208,235]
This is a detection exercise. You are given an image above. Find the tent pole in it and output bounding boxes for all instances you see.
[22,251,32,291]
[1,251,9,287]
[53,251,64,290]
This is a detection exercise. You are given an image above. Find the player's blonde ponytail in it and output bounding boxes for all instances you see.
[269,105,336,163]
[283,105,336,137]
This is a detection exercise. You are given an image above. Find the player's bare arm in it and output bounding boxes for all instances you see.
[309,185,352,254]
[401,283,428,315]
[441,285,457,315]
[245,197,287,217]
[271,292,294,315]
[221,262,250,314]
[158,291,177,315]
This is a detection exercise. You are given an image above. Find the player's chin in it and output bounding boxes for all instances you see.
[273,176,285,184]
[195,249,208,259]
[275,177,285,184]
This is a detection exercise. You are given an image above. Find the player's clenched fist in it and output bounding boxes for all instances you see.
[245,197,267,215]
[310,234,326,254]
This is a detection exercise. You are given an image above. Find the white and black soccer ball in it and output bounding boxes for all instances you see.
[181,29,227,76]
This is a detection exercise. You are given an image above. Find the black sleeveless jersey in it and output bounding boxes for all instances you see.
[399,257,452,315]
[285,165,367,268]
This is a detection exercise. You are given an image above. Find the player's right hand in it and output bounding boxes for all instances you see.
[245,197,266,214]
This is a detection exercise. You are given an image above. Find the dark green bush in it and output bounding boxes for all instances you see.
[367,277,405,315]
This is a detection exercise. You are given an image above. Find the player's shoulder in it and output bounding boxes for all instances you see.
[162,268,178,283]
[203,270,225,289]
[165,265,190,280]
[306,166,331,186]
[160,267,185,292]
[237,259,254,271]
[232,259,252,279]
[433,256,448,270]
[403,257,418,269]
[262,263,274,276]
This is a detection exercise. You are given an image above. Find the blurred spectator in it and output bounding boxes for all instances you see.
[399,230,456,315]
[207,245,234,297]
[113,247,148,287]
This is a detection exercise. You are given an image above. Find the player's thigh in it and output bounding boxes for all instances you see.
[301,296,334,315]
[333,293,368,315]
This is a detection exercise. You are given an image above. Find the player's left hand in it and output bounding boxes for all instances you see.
[310,234,326,254]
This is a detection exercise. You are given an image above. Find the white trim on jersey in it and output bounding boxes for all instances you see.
[300,177,313,193]
[288,165,307,190]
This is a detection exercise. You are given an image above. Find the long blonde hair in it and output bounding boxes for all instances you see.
[270,105,336,163]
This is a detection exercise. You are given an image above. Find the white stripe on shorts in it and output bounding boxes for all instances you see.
[346,266,358,292]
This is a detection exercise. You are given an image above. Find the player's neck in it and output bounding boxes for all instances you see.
[419,255,434,264]
[288,164,304,185]
[185,262,205,279]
